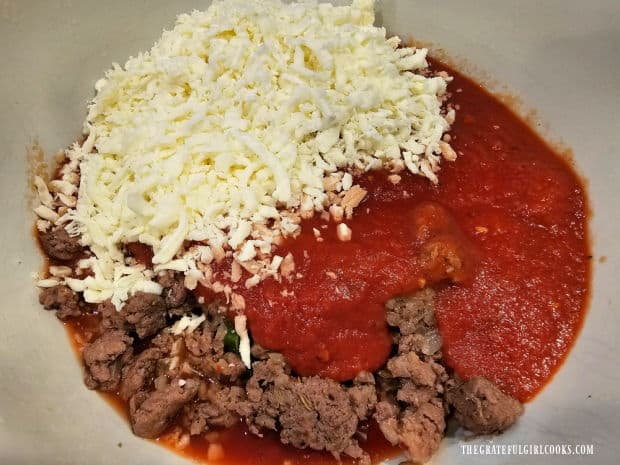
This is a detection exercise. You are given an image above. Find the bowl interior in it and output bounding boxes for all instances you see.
[0,1,618,464]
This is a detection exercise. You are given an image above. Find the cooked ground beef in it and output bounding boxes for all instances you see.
[382,291,522,449]
[375,399,445,465]
[151,330,176,353]
[447,376,523,434]
[409,203,477,284]
[348,371,378,419]
[98,299,130,332]
[157,271,190,310]
[120,347,164,401]
[245,352,375,464]
[38,252,521,465]
[182,384,250,435]
[39,225,82,261]
[38,285,82,320]
[99,284,197,336]
[375,291,450,464]
[183,311,247,383]
[419,235,470,283]
[385,288,442,357]
[108,306,251,438]
[129,378,199,438]
[82,330,133,391]
[374,353,447,464]
[184,321,222,357]
[73,286,524,463]
[122,292,167,339]
[250,343,271,360]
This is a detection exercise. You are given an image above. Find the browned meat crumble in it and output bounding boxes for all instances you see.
[447,377,524,435]
[37,221,523,465]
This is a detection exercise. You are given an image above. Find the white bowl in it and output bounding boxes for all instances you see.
[1,1,618,464]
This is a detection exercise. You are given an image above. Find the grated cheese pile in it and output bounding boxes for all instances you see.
[35,0,455,308]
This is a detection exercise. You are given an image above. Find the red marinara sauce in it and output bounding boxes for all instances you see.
[229,60,590,401]
[64,58,590,464]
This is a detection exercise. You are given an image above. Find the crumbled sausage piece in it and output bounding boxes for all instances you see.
[98,299,129,332]
[245,353,375,464]
[409,202,477,284]
[387,352,437,388]
[184,317,247,383]
[375,290,449,464]
[120,348,164,401]
[386,289,436,337]
[39,285,82,320]
[182,384,250,435]
[82,330,133,391]
[348,371,377,419]
[250,344,271,360]
[410,202,454,244]
[39,225,82,261]
[447,377,523,434]
[157,271,190,309]
[375,399,445,465]
[122,292,167,339]
[385,289,444,356]
[129,378,199,438]
[419,234,471,283]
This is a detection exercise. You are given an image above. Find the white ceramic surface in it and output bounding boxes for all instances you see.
[1,1,618,464]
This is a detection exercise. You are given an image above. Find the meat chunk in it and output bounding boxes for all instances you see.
[374,351,448,463]
[39,225,82,261]
[385,289,442,357]
[122,292,167,339]
[277,378,363,457]
[386,289,436,337]
[374,360,446,464]
[38,285,82,320]
[447,377,523,434]
[129,378,199,438]
[120,348,163,401]
[216,352,247,381]
[419,234,470,284]
[82,330,133,391]
[250,344,271,360]
[375,399,445,465]
[182,385,250,435]
[184,322,220,358]
[151,330,176,354]
[157,271,189,309]
[245,353,375,464]
[246,352,290,401]
[387,352,437,384]
[184,316,246,383]
[409,202,477,284]
[98,299,129,332]
[348,371,378,419]
[375,290,449,464]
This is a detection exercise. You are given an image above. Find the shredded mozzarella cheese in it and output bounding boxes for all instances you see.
[54,0,454,306]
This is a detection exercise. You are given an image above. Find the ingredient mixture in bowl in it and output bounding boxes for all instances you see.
[32,1,590,464]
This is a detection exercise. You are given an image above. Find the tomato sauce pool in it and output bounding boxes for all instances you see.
[64,59,590,464]
[225,59,590,402]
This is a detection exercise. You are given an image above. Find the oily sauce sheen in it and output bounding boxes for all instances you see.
[65,59,590,464]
